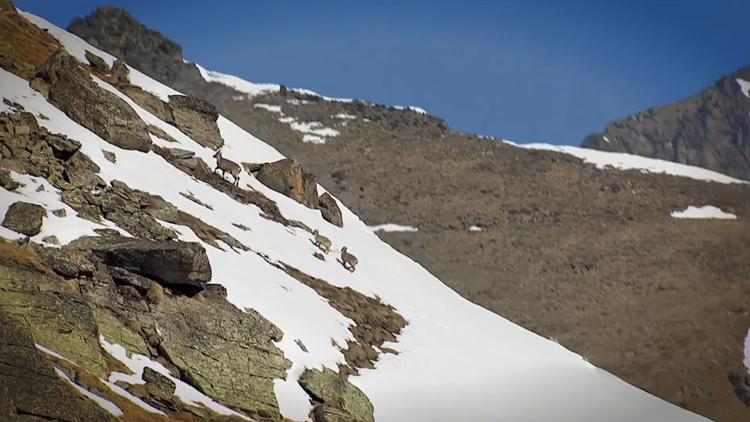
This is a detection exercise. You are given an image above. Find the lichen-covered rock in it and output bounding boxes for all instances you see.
[0,168,19,191]
[142,367,177,408]
[2,201,45,236]
[0,311,115,422]
[34,51,152,152]
[84,49,109,72]
[41,235,59,245]
[109,58,129,84]
[299,368,374,422]
[82,237,211,287]
[0,4,61,79]
[38,246,95,278]
[257,158,319,208]
[0,264,110,377]
[152,294,290,419]
[166,94,223,149]
[318,192,343,227]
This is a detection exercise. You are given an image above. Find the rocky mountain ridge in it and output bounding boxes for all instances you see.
[0,4,711,422]
[62,6,750,421]
[583,66,750,180]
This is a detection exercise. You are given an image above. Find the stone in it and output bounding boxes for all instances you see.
[141,367,176,407]
[110,58,130,84]
[84,49,109,72]
[42,235,59,245]
[52,208,67,217]
[39,247,96,278]
[0,168,19,191]
[102,150,116,163]
[86,238,212,287]
[2,201,46,236]
[146,124,177,142]
[256,159,318,208]
[44,133,81,160]
[166,94,223,149]
[298,368,374,422]
[318,192,343,227]
[34,51,152,152]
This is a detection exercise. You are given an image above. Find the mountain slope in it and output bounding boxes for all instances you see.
[0,6,712,421]
[582,66,750,180]
[62,6,750,421]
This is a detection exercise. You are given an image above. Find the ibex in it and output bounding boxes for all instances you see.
[213,149,241,186]
[340,247,358,272]
[312,229,331,254]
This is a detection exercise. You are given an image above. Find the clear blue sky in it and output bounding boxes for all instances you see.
[17,0,750,145]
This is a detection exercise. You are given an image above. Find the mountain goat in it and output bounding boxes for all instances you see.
[340,246,358,272]
[313,229,332,254]
[213,149,241,186]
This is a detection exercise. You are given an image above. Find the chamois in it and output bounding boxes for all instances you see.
[340,247,358,272]
[312,229,331,253]
[213,149,241,186]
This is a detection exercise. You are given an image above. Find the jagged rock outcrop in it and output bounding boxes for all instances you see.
[32,51,152,152]
[583,65,750,180]
[256,158,319,208]
[166,94,223,149]
[68,6,206,89]
[2,201,46,236]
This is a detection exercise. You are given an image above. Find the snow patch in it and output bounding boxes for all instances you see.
[394,105,428,114]
[468,225,483,232]
[254,103,283,113]
[744,328,750,374]
[737,79,750,98]
[602,135,611,144]
[334,113,357,120]
[670,205,737,220]
[287,99,310,106]
[369,223,419,233]
[196,63,279,97]
[508,141,747,184]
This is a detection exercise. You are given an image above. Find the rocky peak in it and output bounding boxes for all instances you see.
[68,6,201,87]
[582,65,750,180]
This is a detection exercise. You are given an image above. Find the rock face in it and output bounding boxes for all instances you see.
[166,94,223,149]
[0,4,61,78]
[2,201,45,236]
[0,312,115,422]
[84,237,212,288]
[256,159,319,208]
[582,65,750,180]
[33,51,152,152]
[318,193,343,227]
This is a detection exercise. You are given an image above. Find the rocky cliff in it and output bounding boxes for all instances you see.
[582,66,750,180]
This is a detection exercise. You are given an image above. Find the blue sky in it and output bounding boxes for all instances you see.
[17,0,749,145]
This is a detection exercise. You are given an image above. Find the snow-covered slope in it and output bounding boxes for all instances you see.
[0,11,709,421]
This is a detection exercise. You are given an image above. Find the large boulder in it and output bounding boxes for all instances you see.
[85,238,211,287]
[298,368,374,422]
[256,159,319,208]
[2,201,46,236]
[318,192,343,227]
[166,94,223,149]
[33,51,152,152]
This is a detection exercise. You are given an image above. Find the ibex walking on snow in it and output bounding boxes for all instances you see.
[213,149,241,186]
[340,247,358,272]
[312,229,331,254]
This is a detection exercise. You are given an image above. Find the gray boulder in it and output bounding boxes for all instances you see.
[87,238,211,287]
[166,94,223,149]
[299,368,374,422]
[318,193,343,227]
[2,201,46,236]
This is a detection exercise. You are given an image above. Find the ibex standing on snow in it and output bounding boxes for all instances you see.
[340,247,358,272]
[213,149,241,186]
[312,229,332,254]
